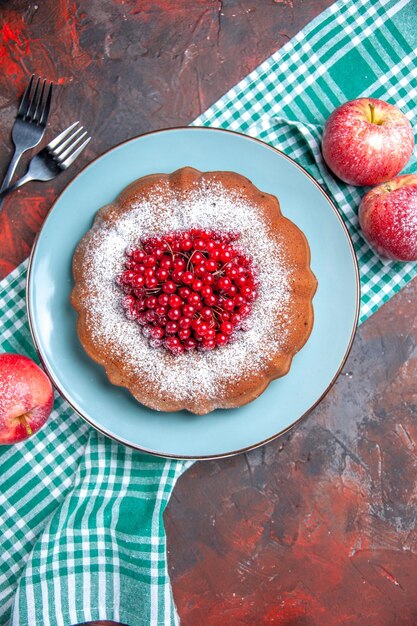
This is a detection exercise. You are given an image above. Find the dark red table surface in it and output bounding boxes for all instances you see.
[1,2,417,625]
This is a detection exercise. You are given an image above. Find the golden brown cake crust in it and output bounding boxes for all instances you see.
[71,167,317,414]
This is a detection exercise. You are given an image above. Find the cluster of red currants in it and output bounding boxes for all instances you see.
[117,229,258,354]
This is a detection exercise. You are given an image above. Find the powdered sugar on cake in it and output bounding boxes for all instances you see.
[82,180,292,402]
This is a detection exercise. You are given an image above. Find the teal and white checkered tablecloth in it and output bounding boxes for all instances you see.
[1,0,416,624]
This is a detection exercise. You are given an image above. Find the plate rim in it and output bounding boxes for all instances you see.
[26,125,360,460]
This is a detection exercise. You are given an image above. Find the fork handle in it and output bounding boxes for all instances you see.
[0,147,23,193]
[0,172,34,205]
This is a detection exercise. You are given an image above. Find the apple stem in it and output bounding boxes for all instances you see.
[369,103,375,124]
[18,413,33,436]
[22,417,33,436]
[384,184,393,193]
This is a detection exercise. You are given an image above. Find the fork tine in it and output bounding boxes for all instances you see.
[61,137,91,169]
[54,127,85,158]
[47,122,79,150]
[33,79,46,124]
[39,82,53,126]
[17,75,34,117]
[26,76,41,120]
[57,130,88,161]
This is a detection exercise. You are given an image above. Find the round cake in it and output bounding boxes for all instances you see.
[71,167,317,414]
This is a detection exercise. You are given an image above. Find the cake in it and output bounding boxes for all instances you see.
[71,167,317,414]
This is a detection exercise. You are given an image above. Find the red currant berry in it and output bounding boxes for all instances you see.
[153,248,165,259]
[198,322,209,335]
[226,266,239,280]
[234,294,245,307]
[145,296,158,309]
[220,321,233,335]
[217,277,232,291]
[151,326,165,340]
[162,281,177,294]
[204,294,218,307]
[181,238,193,251]
[239,304,251,317]
[169,294,182,308]
[141,325,152,338]
[220,249,233,263]
[240,285,252,298]
[156,268,169,281]
[194,264,206,277]
[146,276,158,288]
[168,308,181,321]
[158,293,170,306]
[122,270,135,283]
[160,257,172,269]
[223,299,235,311]
[192,279,204,292]
[171,269,184,283]
[183,338,197,350]
[201,307,213,321]
[218,311,230,322]
[137,312,147,326]
[178,328,191,341]
[231,313,242,326]
[216,333,228,346]
[178,287,191,299]
[165,321,179,335]
[194,238,206,250]
[144,255,156,267]
[132,274,145,288]
[205,259,217,272]
[187,292,201,306]
[174,258,186,271]
[191,251,204,264]
[155,305,167,317]
[182,271,194,285]
[123,295,135,309]
[182,304,195,317]
[201,338,216,351]
[132,249,146,263]
[165,337,184,354]
[145,310,157,323]
[201,285,212,299]
[203,273,215,286]
[179,316,192,329]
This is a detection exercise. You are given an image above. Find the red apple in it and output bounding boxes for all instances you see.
[0,353,54,444]
[359,174,417,261]
[322,98,414,186]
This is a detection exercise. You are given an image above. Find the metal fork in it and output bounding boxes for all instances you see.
[0,122,91,203]
[0,75,53,195]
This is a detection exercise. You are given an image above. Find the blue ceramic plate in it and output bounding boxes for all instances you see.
[27,128,359,459]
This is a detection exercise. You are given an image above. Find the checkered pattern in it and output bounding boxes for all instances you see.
[1,0,416,624]
[0,263,192,626]
[193,0,417,322]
